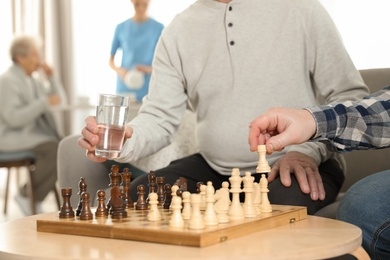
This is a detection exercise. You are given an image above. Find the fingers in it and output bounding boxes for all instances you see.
[86,150,107,163]
[268,162,280,183]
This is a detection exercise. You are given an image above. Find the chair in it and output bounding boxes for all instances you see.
[0,151,60,215]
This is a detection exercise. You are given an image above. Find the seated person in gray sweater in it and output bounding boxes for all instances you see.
[0,35,66,215]
[78,0,369,214]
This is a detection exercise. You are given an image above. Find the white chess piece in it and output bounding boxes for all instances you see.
[214,181,230,223]
[243,172,257,218]
[260,174,272,213]
[170,185,179,211]
[256,145,271,173]
[182,191,191,220]
[189,194,205,230]
[199,184,207,211]
[252,182,261,215]
[169,196,184,228]
[203,181,218,226]
[228,168,245,220]
[147,192,161,221]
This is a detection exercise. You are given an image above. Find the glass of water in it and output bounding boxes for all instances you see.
[95,94,130,159]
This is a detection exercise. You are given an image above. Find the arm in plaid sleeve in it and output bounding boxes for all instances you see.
[306,86,390,152]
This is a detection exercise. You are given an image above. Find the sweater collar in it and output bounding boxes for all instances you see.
[199,0,236,9]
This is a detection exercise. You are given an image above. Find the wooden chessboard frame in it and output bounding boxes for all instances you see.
[37,204,307,247]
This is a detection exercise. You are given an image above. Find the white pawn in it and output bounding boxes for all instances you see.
[199,184,207,211]
[260,174,272,213]
[256,145,271,173]
[204,181,218,226]
[170,185,179,211]
[214,181,230,223]
[147,192,161,221]
[169,196,184,228]
[243,172,257,218]
[228,168,244,221]
[189,194,205,230]
[182,191,191,220]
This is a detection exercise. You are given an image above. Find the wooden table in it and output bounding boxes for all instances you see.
[0,213,368,260]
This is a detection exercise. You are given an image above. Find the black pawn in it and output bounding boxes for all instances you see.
[80,192,93,220]
[135,185,148,210]
[95,190,108,218]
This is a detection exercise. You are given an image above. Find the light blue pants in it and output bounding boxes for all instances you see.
[337,170,390,260]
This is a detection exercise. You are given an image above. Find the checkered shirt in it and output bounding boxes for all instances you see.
[306,86,390,152]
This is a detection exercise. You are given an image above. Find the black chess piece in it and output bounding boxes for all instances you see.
[108,165,127,219]
[59,188,75,218]
[95,190,108,217]
[146,171,157,204]
[163,183,172,210]
[156,176,166,205]
[76,177,87,216]
[121,168,133,208]
[136,185,148,210]
[80,192,93,220]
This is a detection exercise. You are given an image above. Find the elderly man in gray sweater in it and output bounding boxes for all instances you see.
[79,0,369,214]
[0,35,66,215]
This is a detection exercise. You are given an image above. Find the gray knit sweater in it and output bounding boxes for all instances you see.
[118,0,369,175]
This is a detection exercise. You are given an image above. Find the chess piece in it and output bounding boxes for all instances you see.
[59,188,75,218]
[181,191,191,220]
[163,183,172,209]
[203,181,218,226]
[108,165,127,219]
[188,193,205,230]
[252,182,261,214]
[95,190,109,217]
[196,182,204,193]
[170,185,179,211]
[173,177,188,191]
[136,185,148,210]
[243,172,257,218]
[256,145,271,173]
[121,168,133,208]
[156,176,166,205]
[146,171,157,204]
[80,192,93,220]
[147,193,162,221]
[76,177,87,216]
[169,196,184,228]
[214,181,230,223]
[228,168,245,220]
[260,174,272,213]
[199,184,206,211]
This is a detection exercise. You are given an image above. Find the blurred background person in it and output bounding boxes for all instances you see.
[0,35,67,215]
[109,0,164,102]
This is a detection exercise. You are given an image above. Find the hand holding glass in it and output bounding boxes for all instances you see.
[95,94,129,159]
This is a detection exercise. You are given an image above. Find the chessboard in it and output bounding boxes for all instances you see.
[37,204,307,247]
[37,145,307,247]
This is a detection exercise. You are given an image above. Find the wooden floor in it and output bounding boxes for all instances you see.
[0,168,58,224]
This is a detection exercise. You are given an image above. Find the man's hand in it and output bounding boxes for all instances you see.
[40,62,54,77]
[77,116,133,162]
[248,108,317,153]
[269,151,325,201]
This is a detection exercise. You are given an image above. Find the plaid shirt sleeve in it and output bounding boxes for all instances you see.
[305,86,390,152]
